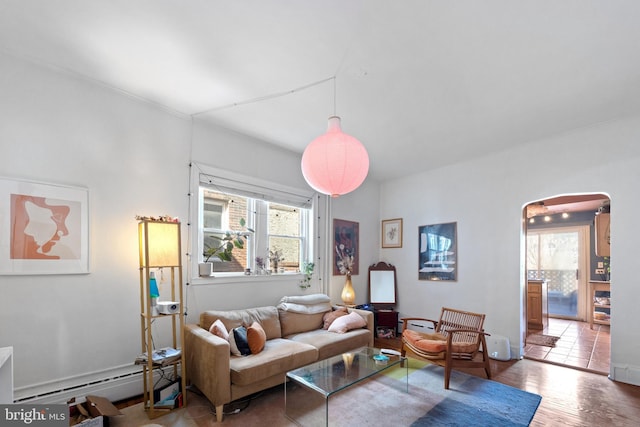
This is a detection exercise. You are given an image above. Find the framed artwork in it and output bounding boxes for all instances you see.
[418,222,457,281]
[381,218,403,248]
[0,177,89,275]
[333,218,359,276]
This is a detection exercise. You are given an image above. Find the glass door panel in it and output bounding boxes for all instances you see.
[527,226,588,320]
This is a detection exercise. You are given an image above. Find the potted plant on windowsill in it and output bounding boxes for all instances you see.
[199,218,253,277]
[299,261,315,290]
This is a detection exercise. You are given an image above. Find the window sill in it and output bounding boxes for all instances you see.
[190,272,303,286]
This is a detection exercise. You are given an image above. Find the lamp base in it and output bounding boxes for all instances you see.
[341,274,355,305]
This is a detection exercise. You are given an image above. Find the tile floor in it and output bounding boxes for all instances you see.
[524,317,610,374]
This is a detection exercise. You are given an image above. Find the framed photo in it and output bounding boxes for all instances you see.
[333,218,359,276]
[381,218,403,248]
[0,177,89,275]
[418,222,457,281]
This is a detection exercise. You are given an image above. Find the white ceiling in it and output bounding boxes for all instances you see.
[2,1,640,182]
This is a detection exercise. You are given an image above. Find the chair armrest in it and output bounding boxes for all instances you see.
[445,328,491,336]
[183,324,231,407]
[445,329,491,353]
[400,317,439,332]
[348,307,375,346]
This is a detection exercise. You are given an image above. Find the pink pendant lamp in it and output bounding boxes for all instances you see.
[301,116,369,197]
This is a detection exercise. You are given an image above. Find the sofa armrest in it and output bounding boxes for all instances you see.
[183,324,231,407]
[347,307,375,347]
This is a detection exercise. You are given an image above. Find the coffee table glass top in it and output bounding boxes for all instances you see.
[286,347,404,397]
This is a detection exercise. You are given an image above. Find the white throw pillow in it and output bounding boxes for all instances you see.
[327,311,366,334]
[208,319,229,341]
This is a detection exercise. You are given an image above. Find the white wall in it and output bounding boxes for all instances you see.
[329,179,380,305]
[0,52,191,397]
[379,115,640,385]
[0,52,361,400]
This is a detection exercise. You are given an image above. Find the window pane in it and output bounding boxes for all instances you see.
[269,236,300,272]
[269,203,300,237]
[201,190,249,272]
[203,201,223,229]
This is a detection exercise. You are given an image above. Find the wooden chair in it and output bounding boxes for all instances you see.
[400,307,492,389]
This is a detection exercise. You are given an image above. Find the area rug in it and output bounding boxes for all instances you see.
[527,333,561,347]
[113,360,541,426]
[408,366,542,426]
[288,361,541,427]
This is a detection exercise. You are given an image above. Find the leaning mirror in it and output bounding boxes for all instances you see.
[368,262,397,307]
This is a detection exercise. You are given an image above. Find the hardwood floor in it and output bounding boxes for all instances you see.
[375,322,639,426]
[480,358,640,426]
[117,330,640,426]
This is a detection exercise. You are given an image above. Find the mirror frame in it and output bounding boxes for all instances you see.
[368,261,397,306]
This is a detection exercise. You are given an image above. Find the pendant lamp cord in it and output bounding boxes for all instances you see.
[333,76,337,116]
[193,76,336,116]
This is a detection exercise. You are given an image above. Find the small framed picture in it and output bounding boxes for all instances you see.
[381,218,403,248]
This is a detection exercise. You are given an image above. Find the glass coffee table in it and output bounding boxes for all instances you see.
[285,347,407,426]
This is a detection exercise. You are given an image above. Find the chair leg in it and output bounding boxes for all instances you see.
[444,364,452,389]
[215,405,224,423]
[483,352,492,379]
[480,335,492,379]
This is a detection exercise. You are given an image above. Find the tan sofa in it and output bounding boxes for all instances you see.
[183,295,373,422]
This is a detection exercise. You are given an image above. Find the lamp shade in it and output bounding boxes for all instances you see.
[139,220,181,267]
[301,116,369,198]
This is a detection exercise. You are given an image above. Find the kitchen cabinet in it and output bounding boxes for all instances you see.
[527,280,548,331]
[595,213,611,257]
[589,281,611,330]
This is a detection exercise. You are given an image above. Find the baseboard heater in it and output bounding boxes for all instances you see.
[13,365,180,405]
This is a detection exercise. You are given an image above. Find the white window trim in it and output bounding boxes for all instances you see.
[189,162,316,283]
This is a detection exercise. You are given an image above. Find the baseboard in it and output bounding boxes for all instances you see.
[13,365,180,405]
[610,363,640,386]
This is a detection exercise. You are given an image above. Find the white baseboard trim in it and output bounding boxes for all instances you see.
[610,363,640,386]
[13,364,180,405]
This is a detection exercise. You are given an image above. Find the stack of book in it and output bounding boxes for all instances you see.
[135,347,181,366]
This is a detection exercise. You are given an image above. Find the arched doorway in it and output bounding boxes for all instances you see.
[522,193,610,374]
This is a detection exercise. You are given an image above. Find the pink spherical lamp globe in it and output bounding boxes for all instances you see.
[301,116,369,198]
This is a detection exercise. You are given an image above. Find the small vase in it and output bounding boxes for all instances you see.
[341,273,355,306]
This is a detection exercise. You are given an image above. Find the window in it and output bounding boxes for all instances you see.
[201,190,248,273]
[195,167,314,276]
[267,203,303,272]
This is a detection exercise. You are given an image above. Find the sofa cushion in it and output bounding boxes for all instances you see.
[229,338,318,386]
[229,326,251,356]
[201,306,282,340]
[278,309,327,336]
[247,322,266,354]
[402,330,448,355]
[322,307,348,329]
[328,311,366,333]
[286,328,372,361]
